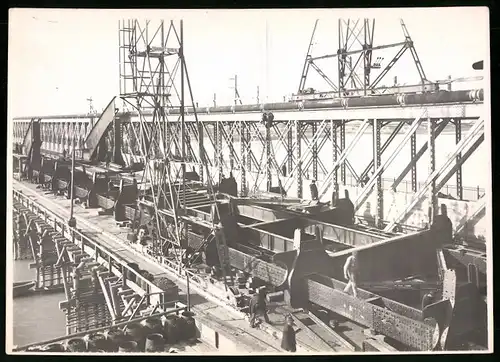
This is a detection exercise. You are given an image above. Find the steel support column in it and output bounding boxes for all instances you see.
[198,121,204,183]
[295,120,303,198]
[246,126,252,173]
[410,132,417,192]
[455,119,463,200]
[428,118,438,225]
[373,119,383,228]
[312,121,318,181]
[331,120,338,193]
[287,125,293,176]
[240,121,247,196]
[340,121,346,185]
[213,123,218,167]
[217,122,223,179]
[266,124,272,191]
[229,124,235,171]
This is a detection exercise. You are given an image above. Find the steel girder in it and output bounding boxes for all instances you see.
[12,103,486,236]
[384,119,485,231]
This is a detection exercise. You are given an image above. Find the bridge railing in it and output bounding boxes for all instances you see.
[12,189,178,307]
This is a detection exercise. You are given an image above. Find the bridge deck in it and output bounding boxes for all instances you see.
[13,180,363,353]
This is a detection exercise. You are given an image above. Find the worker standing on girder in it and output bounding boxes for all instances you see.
[249,288,271,327]
[343,251,359,298]
[310,180,318,201]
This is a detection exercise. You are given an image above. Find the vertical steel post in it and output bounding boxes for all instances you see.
[240,121,247,196]
[455,119,463,200]
[246,127,251,173]
[68,132,76,228]
[266,123,272,191]
[229,125,235,171]
[340,121,346,185]
[373,119,383,228]
[331,120,338,194]
[312,121,318,181]
[218,122,223,179]
[295,120,302,198]
[410,130,417,192]
[198,122,204,183]
[428,117,437,225]
[180,20,190,312]
[287,125,293,175]
[213,124,218,169]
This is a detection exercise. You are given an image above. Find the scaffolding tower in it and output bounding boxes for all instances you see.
[296,18,432,98]
[118,19,220,273]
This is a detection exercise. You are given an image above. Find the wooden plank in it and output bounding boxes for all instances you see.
[307,311,357,351]
[289,312,336,352]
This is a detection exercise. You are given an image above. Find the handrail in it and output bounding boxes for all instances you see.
[13,189,158,292]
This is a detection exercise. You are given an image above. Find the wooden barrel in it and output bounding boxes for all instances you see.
[66,338,87,352]
[106,328,126,351]
[163,315,180,344]
[125,323,146,350]
[118,340,138,353]
[144,317,163,334]
[86,332,109,351]
[145,333,165,352]
[181,311,197,341]
[43,343,66,352]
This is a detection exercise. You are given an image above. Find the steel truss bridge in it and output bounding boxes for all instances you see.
[12,86,485,233]
[9,18,489,352]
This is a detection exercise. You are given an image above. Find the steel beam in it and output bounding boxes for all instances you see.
[295,120,302,198]
[358,121,405,186]
[319,120,370,199]
[354,112,425,212]
[312,122,318,180]
[428,118,438,224]
[340,121,346,185]
[410,132,417,192]
[392,119,450,191]
[385,119,484,231]
[331,121,338,193]
[373,119,383,227]
[455,119,463,200]
[14,92,483,123]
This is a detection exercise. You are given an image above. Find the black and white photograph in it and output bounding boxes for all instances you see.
[6,7,492,354]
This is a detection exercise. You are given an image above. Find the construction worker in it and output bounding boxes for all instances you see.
[249,288,270,327]
[281,315,299,352]
[343,250,359,298]
[309,180,318,201]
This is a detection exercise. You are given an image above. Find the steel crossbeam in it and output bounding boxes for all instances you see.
[353,111,426,212]
[318,120,370,199]
[385,119,485,231]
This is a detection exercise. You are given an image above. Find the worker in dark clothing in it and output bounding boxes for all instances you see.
[281,315,300,352]
[431,204,453,245]
[309,180,318,201]
[249,288,270,327]
[422,290,436,310]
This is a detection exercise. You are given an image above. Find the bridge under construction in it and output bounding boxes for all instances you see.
[9,17,490,354]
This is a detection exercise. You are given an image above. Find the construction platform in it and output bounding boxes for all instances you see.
[8,16,490,355]
[13,180,373,353]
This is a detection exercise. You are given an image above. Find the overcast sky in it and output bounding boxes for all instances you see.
[8,7,489,117]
